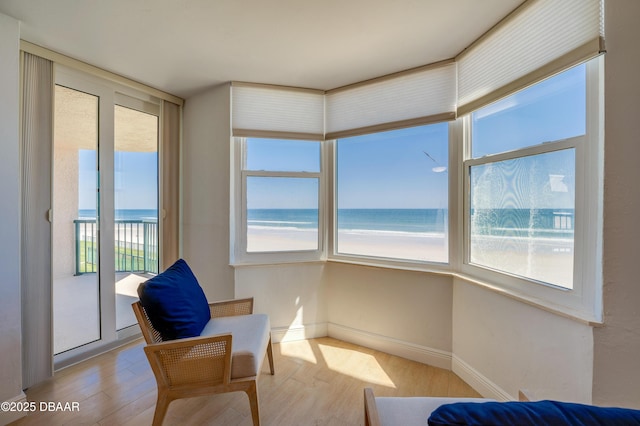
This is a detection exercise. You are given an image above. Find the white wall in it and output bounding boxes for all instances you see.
[326,263,453,369]
[593,0,640,408]
[235,263,328,342]
[233,261,453,369]
[0,12,25,426]
[182,84,235,300]
[452,279,593,402]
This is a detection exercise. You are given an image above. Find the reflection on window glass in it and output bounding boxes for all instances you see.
[336,123,449,263]
[471,64,586,158]
[469,149,575,288]
[246,176,319,252]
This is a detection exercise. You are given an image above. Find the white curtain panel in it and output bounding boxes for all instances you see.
[21,52,54,388]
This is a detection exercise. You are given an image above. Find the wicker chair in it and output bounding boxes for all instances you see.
[132,297,274,426]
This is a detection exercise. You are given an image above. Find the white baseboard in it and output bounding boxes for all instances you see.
[0,392,27,426]
[327,323,452,370]
[271,322,328,343]
[452,354,513,401]
[270,322,514,402]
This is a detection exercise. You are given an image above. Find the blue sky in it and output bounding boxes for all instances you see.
[245,139,321,209]
[468,64,584,210]
[79,150,158,210]
[336,123,449,209]
[78,63,585,212]
[472,63,585,157]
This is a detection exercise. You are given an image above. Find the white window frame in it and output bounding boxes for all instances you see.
[231,137,326,265]
[457,57,604,323]
[326,125,453,273]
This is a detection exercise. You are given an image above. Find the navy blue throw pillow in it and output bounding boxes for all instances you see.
[137,258,210,341]
[428,400,640,426]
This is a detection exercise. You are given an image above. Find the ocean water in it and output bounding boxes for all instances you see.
[247,208,574,238]
[338,209,447,234]
[248,208,448,234]
[248,209,318,230]
[78,209,158,221]
[77,208,574,238]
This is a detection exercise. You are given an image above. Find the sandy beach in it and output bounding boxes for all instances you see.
[247,225,572,287]
[337,230,448,263]
[247,226,319,252]
[247,226,448,262]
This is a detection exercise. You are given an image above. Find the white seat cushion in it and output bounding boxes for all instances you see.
[376,397,491,425]
[200,313,270,379]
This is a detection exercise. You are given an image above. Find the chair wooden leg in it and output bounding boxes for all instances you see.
[152,390,171,426]
[267,336,274,375]
[245,380,260,426]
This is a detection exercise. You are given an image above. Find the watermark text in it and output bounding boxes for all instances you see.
[1,401,80,412]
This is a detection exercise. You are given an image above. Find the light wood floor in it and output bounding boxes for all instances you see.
[12,337,480,425]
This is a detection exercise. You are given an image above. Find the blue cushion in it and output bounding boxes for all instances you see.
[137,258,210,340]
[428,400,640,426]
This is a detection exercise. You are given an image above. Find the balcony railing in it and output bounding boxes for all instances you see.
[74,219,159,275]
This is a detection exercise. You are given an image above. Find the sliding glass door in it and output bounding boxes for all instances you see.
[52,66,160,363]
[114,99,159,331]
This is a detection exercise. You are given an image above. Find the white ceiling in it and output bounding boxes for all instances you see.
[0,0,523,99]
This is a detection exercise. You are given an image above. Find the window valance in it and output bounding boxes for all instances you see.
[231,82,324,141]
[457,0,605,115]
[230,0,605,139]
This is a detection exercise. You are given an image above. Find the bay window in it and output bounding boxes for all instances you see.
[230,0,604,321]
[461,58,603,321]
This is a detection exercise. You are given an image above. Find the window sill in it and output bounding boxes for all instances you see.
[230,259,326,268]
[327,255,451,275]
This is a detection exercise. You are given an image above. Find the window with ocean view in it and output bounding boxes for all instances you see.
[335,123,449,263]
[466,63,586,290]
[242,138,322,255]
[469,150,576,288]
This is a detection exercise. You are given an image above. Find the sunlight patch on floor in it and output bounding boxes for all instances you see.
[318,343,396,388]
[279,338,318,364]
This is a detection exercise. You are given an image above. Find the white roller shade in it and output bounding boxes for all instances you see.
[325,61,457,139]
[457,0,605,115]
[231,82,325,140]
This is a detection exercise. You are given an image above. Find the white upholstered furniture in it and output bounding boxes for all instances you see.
[133,297,274,426]
[364,388,491,426]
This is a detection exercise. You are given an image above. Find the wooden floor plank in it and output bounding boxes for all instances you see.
[12,336,480,425]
